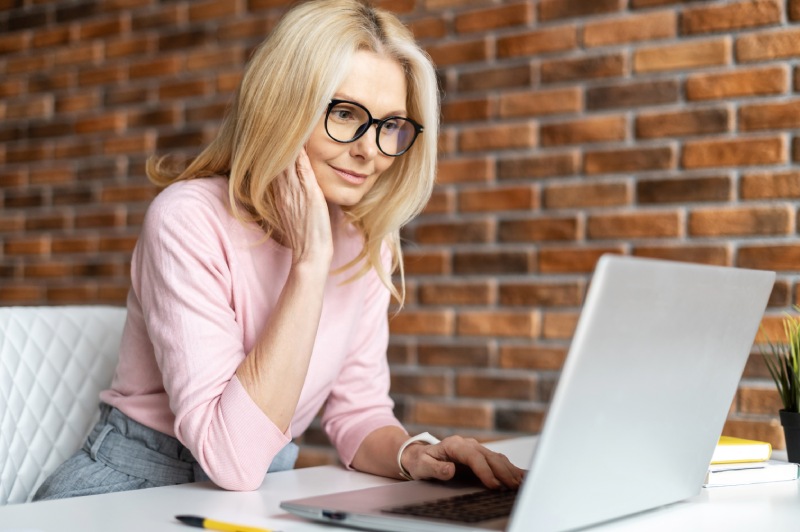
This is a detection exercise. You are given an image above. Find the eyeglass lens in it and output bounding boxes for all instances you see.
[326,101,418,156]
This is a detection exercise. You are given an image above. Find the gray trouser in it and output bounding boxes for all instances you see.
[33,403,298,501]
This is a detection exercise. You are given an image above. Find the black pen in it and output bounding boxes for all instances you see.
[175,514,278,532]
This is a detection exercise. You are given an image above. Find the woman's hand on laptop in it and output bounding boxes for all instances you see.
[402,435,524,489]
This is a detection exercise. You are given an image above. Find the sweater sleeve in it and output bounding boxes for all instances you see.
[132,187,290,491]
[321,246,405,468]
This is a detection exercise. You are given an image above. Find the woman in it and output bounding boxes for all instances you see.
[35,0,523,500]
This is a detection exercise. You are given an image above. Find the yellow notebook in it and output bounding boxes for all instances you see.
[710,436,772,464]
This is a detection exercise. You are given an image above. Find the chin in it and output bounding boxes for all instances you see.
[322,189,365,207]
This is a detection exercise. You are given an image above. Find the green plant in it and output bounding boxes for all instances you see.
[762,307,800,413]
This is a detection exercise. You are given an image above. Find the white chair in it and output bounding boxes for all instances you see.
[0,305,126,505]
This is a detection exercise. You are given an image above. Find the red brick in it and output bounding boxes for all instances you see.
[453,251,535,274]
[498,152,579,179]
[636,108,730,138]
[4,237,50,256]
[421,190,453,216]
[188,0,239,22]
[459,186,537,212]
[736,28,800,62]
[78,15,126,40]
[499,345,568,370]
[634,38,730,73]
[539,0,623,21]
[403,250,450,275]
[682,136,786,168]
[99,236,138,253]
[497,25,578,58]
[681,0,782,34]
[538,247,624,273]
[55,42,102,66]
[584,146,674,175]
[418,282,494,306]
[454,3,533,34]
[686,66,787,100]
[413,219,493,244]
[544,181,630,209]
[737,386,783,415]
[458,64,532,92]
[391,372,450,396]
[412,401,492,430]
[459,123,536,152]
[457,311,540,338]
[389,310,455,336]
[740,171,800,199]
[689,206,793,237]
[407,17,447,40]
[541,115,626,146]
[31,27,70,48]
[637,175,732,204]
[633,246,731,266]
[583,10,676,47]
[740,100,800,131]
[498,216,580,242]
[0,32,30,54]
[542,311,579,339]
[186,48,243,72]
[540,53,626,83]
[499,281,583,307]
[499,87,581,118]
[76,113,126,134]
[129,56,183,79]
[588,211,681,239]
[587,79,679,110]
[442,98,492,123]
[0,285,44,304]
[78,64,126,86]
[426,39,491,67]
[496,407,546,433]
[457,374,536,400]
[418,343,492,368]
[437,158,493,184]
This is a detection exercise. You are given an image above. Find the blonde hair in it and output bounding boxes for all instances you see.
[146,0,439,305]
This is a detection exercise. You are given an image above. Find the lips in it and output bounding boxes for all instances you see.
[331,165,369,185]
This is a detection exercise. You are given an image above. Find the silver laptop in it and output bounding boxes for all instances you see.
[281,255,775,532]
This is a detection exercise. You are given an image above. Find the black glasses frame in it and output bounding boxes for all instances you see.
[325,99,424,157]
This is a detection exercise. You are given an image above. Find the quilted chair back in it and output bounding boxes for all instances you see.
[0,306,126,505]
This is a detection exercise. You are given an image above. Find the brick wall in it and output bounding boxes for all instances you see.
[2,0,799,467]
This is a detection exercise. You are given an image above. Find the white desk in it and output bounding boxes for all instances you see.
[1,437,798,532]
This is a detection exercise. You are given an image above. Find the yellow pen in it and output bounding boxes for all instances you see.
[175,514,278,532]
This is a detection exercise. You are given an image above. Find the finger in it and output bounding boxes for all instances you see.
[433,438,521,489]
[406,445,456,481]
[483,451,524,488]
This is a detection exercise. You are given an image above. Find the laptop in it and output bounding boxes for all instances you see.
[281,255,775,532]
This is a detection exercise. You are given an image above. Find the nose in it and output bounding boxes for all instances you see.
[349,124,379,160]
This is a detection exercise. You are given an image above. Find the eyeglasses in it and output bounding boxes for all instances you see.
[325,99,424,157]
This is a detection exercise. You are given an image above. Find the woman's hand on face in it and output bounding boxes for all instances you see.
[274,148,333,268]
[401,436,525,489]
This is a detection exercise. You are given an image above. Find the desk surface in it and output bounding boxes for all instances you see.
[1,437,798,532]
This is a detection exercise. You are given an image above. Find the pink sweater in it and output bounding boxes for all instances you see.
[100,177,403,490]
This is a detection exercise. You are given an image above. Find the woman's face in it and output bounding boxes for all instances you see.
[305,50,408,207]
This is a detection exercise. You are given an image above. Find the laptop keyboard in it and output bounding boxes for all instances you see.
[383,488,518,523]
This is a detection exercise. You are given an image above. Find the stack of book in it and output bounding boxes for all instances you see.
[704,436,799,488]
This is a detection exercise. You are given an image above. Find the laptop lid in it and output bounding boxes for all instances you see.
[281,255,775,532]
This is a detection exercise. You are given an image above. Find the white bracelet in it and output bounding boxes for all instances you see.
[396,432,441,481]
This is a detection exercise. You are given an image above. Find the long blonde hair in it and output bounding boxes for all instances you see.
[146,0,439,305]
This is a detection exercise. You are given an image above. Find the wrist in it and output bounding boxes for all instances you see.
[397,432,440,481]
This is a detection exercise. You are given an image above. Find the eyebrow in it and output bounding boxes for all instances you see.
[333,94,407,118]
